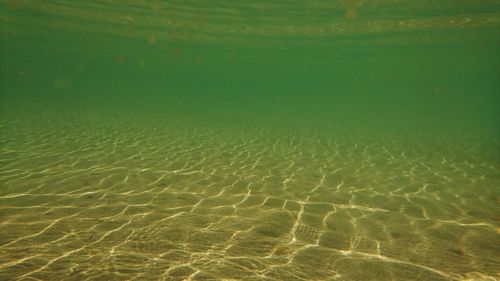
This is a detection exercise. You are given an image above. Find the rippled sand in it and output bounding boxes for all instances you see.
[1,111,499,281]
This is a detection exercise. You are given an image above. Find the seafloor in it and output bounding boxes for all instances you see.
[0,108,499,281]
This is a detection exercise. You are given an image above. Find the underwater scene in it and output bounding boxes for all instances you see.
[1,1,499,280]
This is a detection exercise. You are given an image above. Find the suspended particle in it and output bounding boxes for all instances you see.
[147,35,157,45]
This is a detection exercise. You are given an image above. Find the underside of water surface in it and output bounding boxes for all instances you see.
[1,1,499,280]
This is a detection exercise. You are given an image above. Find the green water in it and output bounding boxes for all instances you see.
[1,1,500,280]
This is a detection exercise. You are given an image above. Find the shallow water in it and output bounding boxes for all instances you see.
[1,1,500,280]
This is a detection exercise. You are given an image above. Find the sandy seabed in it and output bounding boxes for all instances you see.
[0,111,499,281]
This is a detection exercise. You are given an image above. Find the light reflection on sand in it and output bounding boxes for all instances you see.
[0,111,499,280]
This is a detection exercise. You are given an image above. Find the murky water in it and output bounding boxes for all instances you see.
[1,1,499,280]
